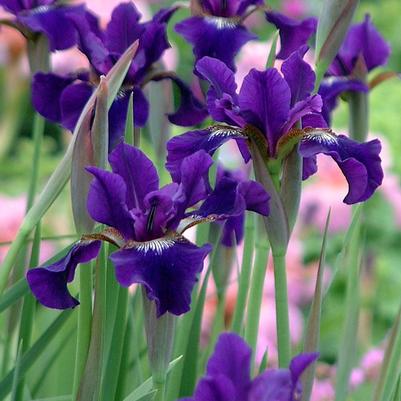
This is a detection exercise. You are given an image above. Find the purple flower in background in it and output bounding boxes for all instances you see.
[31,2,206,149]
[265,11,317,59]
[180,332,318,401]
[320,15,391,124]
[166,49,383,204]
[176,0,263,72]
[27,143,269,316]
[0,0,86,51]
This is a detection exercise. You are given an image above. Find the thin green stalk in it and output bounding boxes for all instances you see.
[26,113,45,211]
[154,380,166,401]
[72,262,93,399]
[231,215,255,334]
[272,250,291,368]
[14,224,41,401]
[348,90,369,142]
[244,235,269,371]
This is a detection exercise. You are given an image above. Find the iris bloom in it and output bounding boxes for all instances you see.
[166,49,383,204]
[175,0,263,72]
[0,0,86,51]
[180,332,318,401]
[27,143,269,316]
[320,15,391,124]
[31,2,207,149]
[265,10,317,60]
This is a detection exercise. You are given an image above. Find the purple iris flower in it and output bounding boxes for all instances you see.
[166,49,383,204]
[265,11,317,60]
[31,2,206,149]
[27,143,269,316]
[175,0,263,72]
[179,332,318,401]
[320,15,391,124]
[0,0,86,51]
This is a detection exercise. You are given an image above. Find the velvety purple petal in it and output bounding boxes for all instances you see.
[19,5,86,51]
[332,14,390,75]
[248,370,295,401]
[32,72,75,123]
[196,56,243,125]
[69,11,109,75]
[221,214,244,247]
[178,150,213,207]
[26,240,101,309]
[265,11,317,60]
[152,75,208,127]
[175,16,256,72]
[166,129,245,182]
[281,46,315,105]
[133,22,170,83]
[104,2,143,54]
[207,333,252,393]
[111,239,212,316]
[281,95,322,135]
[302,156,317,180]
[318,78,368,125]
[290,353,319,383]
[108,142,159,211]
[238,180,270,216]
[300,133,383,204]
[193,375,237,401]
[152,6,179,23]
[239,68,290,153]
[194,177,246,220]
[60,81,93,131]
[108,88,149,150]
[86,166,135,239]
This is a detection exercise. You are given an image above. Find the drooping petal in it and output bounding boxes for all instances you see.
[110,238,212,316]
[18,5,86,51]
[248,353,317,401]
[238,180,270,216]
[239,68,291,152]
[281,46,315,105]
[166,128,246,182]
[86,166,135,239]
[221,214,244,247]
[196,56,243,126]
[151,74,208,126]
[0,0,24,14]
[191,376,236,401]
[26,240,101,309]
[32,72,75,123]
[60,81,93,131]
[299,132,383,204]
[302,156,317,180]
[104,2,143,54]
[318,78,368,125]
[265,11,317,60]
[175,16,256,72]
[108,142,159,211]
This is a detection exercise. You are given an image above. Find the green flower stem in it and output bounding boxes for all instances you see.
[26,113,45,211]
[72,262,93,399]
[272,250,291,368]
[14,224,41,401]
[244,233,270,371]
[231,215,255,334]
[348,90,369,142]
[154,380,166,401]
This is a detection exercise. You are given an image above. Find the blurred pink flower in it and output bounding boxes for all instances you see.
[311,378,335,401]
[282,0,307,18]
[0,195,53,264]
[361,347,384,380]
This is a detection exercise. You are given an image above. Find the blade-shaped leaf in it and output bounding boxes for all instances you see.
[301,210,331,401]
[266,31,279,68]
[314,0,358,90]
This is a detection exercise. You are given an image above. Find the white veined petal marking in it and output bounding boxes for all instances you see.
[303,129,338,146]
[205,17,238,29]
[207,125,246,141]
[135,238,176,255]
